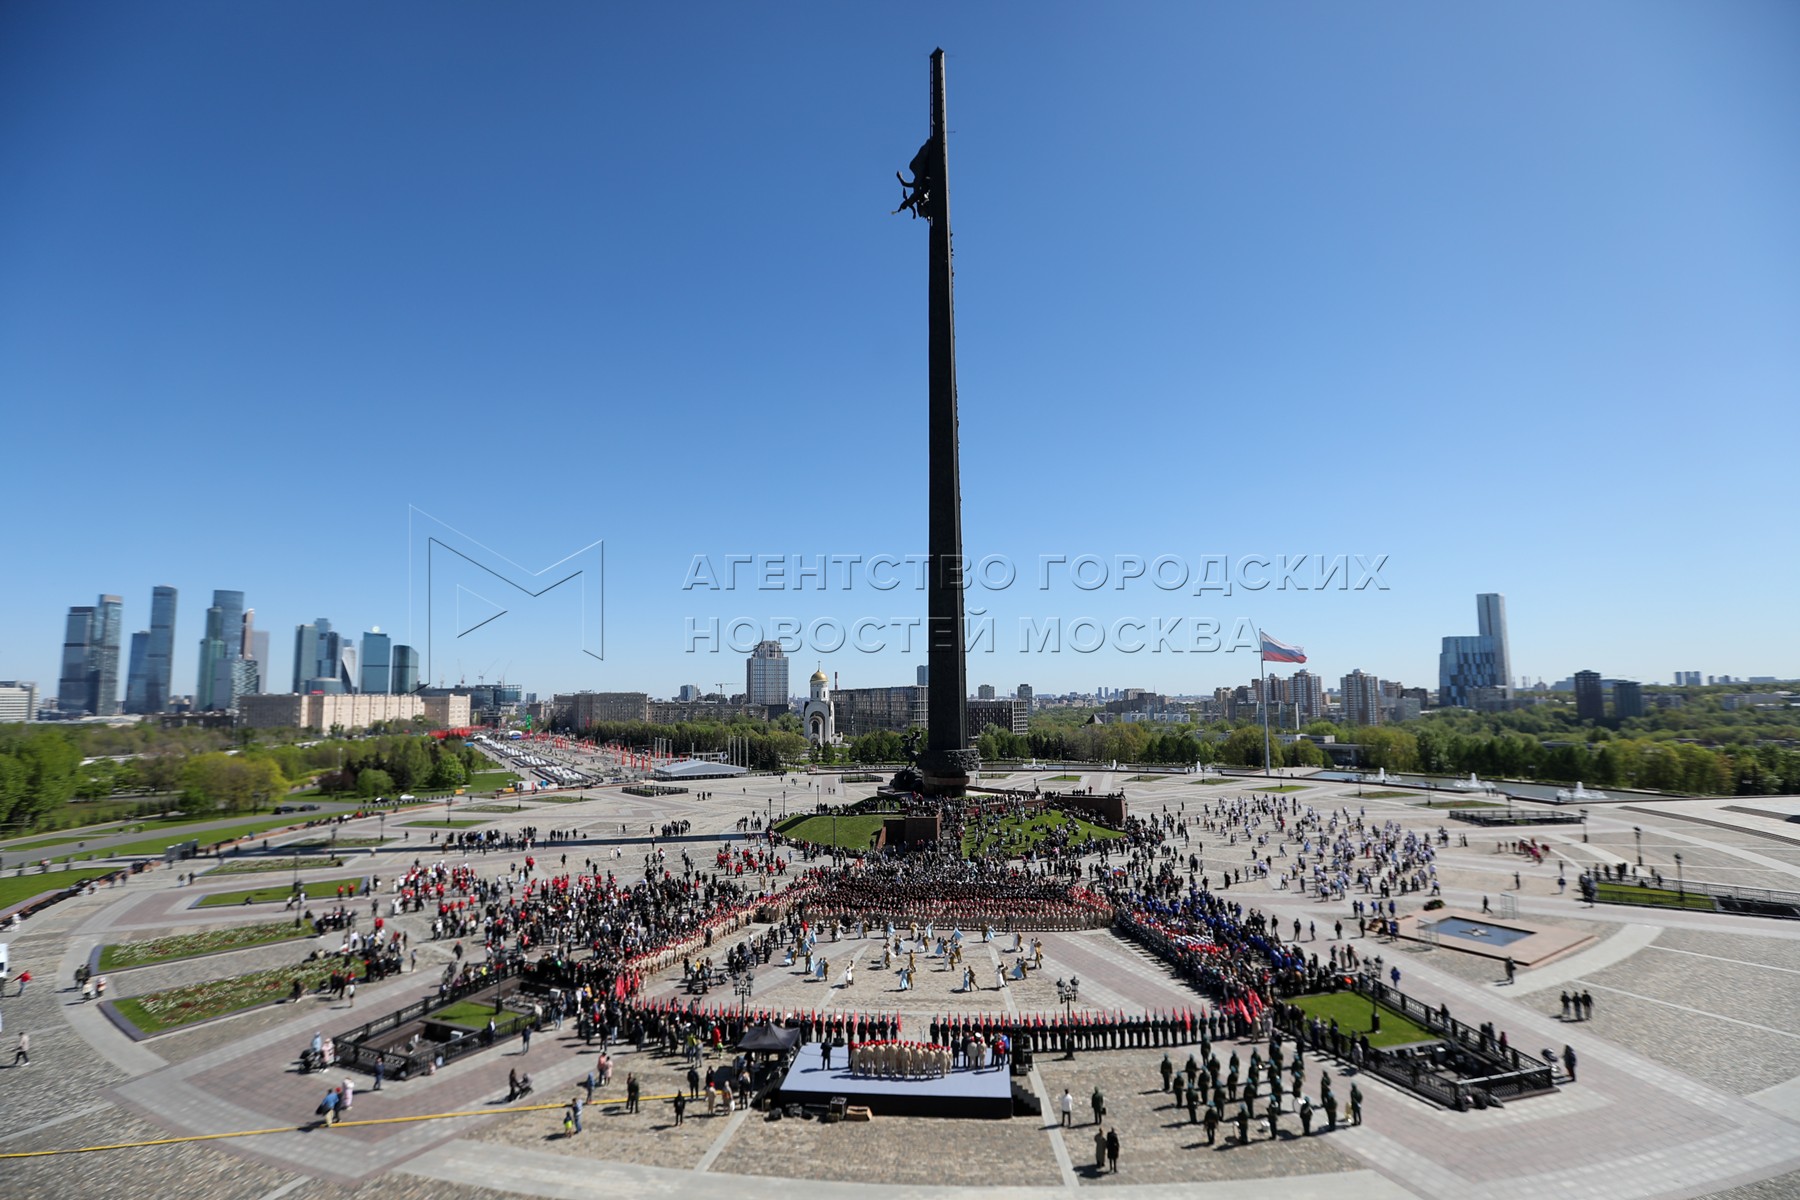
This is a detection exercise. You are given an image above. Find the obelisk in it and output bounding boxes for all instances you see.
[898,49,979,799]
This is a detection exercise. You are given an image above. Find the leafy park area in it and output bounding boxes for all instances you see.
[110,962,340,1035]
[196,875,366,907]
[98,921,314,970]
[1290,991,1436,1049]
[961,809,1124,858]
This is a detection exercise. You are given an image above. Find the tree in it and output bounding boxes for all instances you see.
[358,768,396,798]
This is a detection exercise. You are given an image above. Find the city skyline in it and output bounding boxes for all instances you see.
[3,6,1796,697]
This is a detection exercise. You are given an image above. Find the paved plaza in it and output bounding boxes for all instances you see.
[4,770,1800,1200]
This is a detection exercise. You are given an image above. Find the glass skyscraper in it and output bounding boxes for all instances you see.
[197,590,245,710]
[1475,593,1513,698]
[746,640,789,707]
[125,631,152,712]
[360,629,392,694]
[57,594,123,715]
[391,644,419,694]
[146,585,177,712]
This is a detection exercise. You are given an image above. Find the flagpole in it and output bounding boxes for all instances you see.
[1259,630,1273,778]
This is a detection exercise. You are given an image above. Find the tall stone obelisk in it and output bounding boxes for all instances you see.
[896,49,979,799]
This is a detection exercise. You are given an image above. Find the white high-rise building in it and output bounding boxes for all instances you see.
[746,640,789,707]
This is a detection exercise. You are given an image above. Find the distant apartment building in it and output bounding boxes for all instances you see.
[1573,670,1605,721]
[238,691,471,731]
[977,684,996,700]
[916,665,930,687]
[746,640,789,707]
[966,697,1029,736]
[1016,683,1033,712]
[831,685,928,736]
[1610,680,1643,720]
[554,691,653,728]
[0,681,38,723]
[1340,669,1383,727]
[1291,670,1324,722]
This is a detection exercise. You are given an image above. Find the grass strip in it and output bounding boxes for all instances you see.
[99,921,315,970]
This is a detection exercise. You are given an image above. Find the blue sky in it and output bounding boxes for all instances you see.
[3,2,1797,701]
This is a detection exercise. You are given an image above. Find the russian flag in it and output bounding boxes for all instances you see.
[1260,633,1306,664]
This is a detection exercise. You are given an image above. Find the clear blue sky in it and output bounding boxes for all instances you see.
[3,2,1796,701]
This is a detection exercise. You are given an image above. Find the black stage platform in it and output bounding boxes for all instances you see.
[776,1044,1013,1119]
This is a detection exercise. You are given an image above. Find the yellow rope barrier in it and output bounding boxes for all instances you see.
[0,1092,687,1159]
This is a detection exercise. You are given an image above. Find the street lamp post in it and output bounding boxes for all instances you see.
[1365,958,1383,1034]
[1056,976,1080,1058]
[1674,852,1684,900]
[1634,825,1643,869]
[734,970,755,1018]
[1580,808,1589,844]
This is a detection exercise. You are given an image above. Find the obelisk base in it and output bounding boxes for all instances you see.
[917,747,980,799]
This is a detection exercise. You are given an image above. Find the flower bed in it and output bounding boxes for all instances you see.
[109,962,340,1035]
[204,857,345,876]
[99,921,315,970]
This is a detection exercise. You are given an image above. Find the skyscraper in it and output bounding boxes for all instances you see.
[197,590,245,710]
[1475,593,1512,700]
[1291,670,1324,721]
[1340,669,1383,727]
[125,631,151,713]
[360,629,393,694]
[58,605,96,714]
[1439,636,1502,709]
[977,684,996,700]
[746,640,789,707]
[57,595,123,715]
[146,586,177,712]
[1573,670,1604,722]
[392,644,420,695]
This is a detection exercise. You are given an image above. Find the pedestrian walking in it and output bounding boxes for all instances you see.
[1349,1082,1363,1125]
[1563,1044,1578,1082]
[626,1072,640,1113]
[1093,1126,1107,1172]
[1582,990,1594,1020]
[11,1032,28,1067]
[673,1091,687,1125]
[521,1025,531,1054]
[373,1059,385,1091]
[1091,1085,1106,1126]
[1105,1128,1120,1173]
[687,1065,700,1098]
[1060,1088,1074,1126]
[15,970,30,997]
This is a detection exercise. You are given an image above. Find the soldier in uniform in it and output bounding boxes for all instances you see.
[1299,1096,1314,1135]
[1203,1101,1219,1144]
[1235,1102,1252,1144]
[1172,1071,1186,1111]
[1266,1096,1281,1138]
[1186,1082,1201,1125]
[1349,1081,1363,1125]
[1160,1053,1174,1092]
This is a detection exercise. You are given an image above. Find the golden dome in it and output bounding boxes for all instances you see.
[811,668,829,684]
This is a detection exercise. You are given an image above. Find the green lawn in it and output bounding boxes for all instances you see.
[458,804,534,813]
[1045,774,1082,782]
[467,771,520,791]
[1253,784,1308,793]
[402,818,491,829]
[774,812,889,851]
[961,810,1125,858]
[0,867,119,912]
[1594,882,1716,911]
[195,875,366,907]
[1290,991,1436,1048]
[1189,778,1235,785]
[99,921,314,970]
[1422,799,1506,809]
[431,996,513,1027]
[110,962,343,1035]
[1358,790,1419,800]
[1128,774,1169,783]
